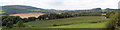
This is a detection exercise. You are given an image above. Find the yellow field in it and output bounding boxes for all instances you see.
[10,13,44,18]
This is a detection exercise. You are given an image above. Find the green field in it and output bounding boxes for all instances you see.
[51,22,107,28]
[2,16,107,30]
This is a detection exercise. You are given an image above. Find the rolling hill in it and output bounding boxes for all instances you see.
[1,5,65,15]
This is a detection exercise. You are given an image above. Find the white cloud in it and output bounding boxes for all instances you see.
[0,0,120,10]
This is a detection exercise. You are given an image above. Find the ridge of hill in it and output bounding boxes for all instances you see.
[1,5,66,15]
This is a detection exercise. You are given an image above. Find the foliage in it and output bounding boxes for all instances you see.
[6,21,13,28]
[38,12,73,20]
[16,20,25,27]
[28,17,36,21]
[2,12,103,29]
[2,16,22,26]
[106,11,120,30]
[105,11,115,18]
[106,13,118,29]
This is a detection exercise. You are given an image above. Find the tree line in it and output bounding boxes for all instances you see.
[106,11,120,30]
[2,12,102,28]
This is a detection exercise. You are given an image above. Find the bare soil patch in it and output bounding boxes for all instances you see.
[10,13,44,18]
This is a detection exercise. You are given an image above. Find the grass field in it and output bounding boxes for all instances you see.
[2,16,107,30]
[24,16,106,27]
[51,22,107,28]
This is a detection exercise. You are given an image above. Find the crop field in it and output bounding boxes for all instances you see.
[2,16,107,30]
[9,13,44,18]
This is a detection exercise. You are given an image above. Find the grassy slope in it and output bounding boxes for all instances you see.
[51,22,107,28]
[2,16,107,30]
[24,16,106,27]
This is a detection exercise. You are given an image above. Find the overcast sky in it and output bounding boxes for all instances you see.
[0,0,120,10]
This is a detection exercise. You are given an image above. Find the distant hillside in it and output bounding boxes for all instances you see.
[1,5,64,15]
[2,5,117,15]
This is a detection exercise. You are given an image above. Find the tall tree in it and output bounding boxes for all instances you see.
[2,18,8,26]
[106,12,118,30]
[16,20,25,27]
[38,14,48,20]
[47,13,60,19]
[22,18,28,22]
[6,21,13,28]
[105,11,115,18]
[28,17,36,21]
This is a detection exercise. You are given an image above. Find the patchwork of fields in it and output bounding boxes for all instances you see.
[2,16,107,30]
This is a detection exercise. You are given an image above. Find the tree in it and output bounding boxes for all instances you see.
[73,13,79,16]
[117,11,120,26]
[22,18,28,22]
[28,17,36,21]
[2,15,9,20]
[6,21,13,28]
[16,20,25,27]
[8,16,22,24]
[106,12,118,30]
[13,16,22,24]
[111,11,115,14]
[60,12,73,18]
[105,11,115,18]
[2,16,22,24]
[38,14,48,20]
[2,18,8,26]
[47,13,60,19]
[38,15,42,20]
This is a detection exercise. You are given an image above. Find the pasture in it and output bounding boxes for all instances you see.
[2,16,107,30]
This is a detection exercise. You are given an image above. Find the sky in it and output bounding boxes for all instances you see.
[0,0,120,10]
